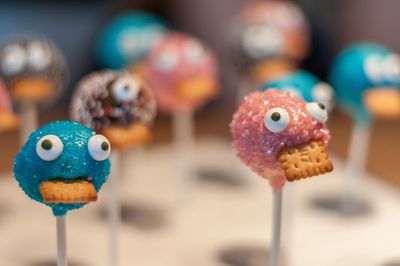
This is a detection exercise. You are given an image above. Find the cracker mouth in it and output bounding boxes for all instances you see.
[363,88,400,119]
[101,122,152,150]
[177,77,217,102]
[0,111,19,132]
[278,140,333,182]
[40,177,97,203]
[11,77,55,103]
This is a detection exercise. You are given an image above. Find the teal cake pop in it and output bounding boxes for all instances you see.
[14,121,111,216]
[260,70,335,111]
[97,11,168,69]
[329,43,400,123]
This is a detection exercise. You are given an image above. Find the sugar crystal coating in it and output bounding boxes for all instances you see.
[14,121,111,216]
[230,89,330,188]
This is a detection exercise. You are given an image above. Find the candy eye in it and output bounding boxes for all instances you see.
[27,41,51,71]
[155,51,178,72]
[312,82,334,111]
[264,107,291,133]
[1,44,26,74]
[364,54,383,83]
[306,102,328,123]
[88,135,111,161]
[118,28,140,57]
[185,41,205,65]
[283,86,302,98]
[111,75,140,102]
[242,26,284,58]
[36,135,64,161]
[381,55,400,82]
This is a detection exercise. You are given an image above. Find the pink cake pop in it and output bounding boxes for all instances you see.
[144,32,218,113]
[230,89,333,188]
[0,79,19,132]
[229,0,310,84]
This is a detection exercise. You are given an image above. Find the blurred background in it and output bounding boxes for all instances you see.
[0,0,399,184]
[0,1,399,266]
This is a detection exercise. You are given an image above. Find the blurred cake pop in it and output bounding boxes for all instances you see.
[0,79,19,132]
[145,32,219,113]
[230,89,333,188]
[14,121,111,216]
[71,71,156,149]
[97,11,168,70]
[0,36,68,104]
[330,43,400,122]
[261,70,335,111]
[229,0,310,83]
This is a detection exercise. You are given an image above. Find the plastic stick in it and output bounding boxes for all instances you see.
[108,150,121,266]
[56,215,67,266]
[270,188,283,266]
[19,101,38,143]
[172,111,195,201]
[342,121,371,210]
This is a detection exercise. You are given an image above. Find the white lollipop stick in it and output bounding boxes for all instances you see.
[108,150,121,266]
[342,121,371,210]
[56,215,67,266]
[270,188,283,266]
[173,111,195,201]
[19,101,38,143]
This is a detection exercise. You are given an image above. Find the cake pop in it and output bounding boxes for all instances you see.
[145,32,219,113]
[70,70,157,150]
[0,79,19,132]
[71,70,157,266]
[261,70,335,111]
[0,36,68,104]
[229,0,310,84]
[326,43,400,215]
[231,89,333,266]
[231,89,333,188]
[330,43,400,122]
[14,121,111,216]
[97,11,168,70]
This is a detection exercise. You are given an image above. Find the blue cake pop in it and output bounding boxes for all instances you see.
[329,43,400,123]
[14,121,111,216]
[260,70,335,111]
[97,11,168,69]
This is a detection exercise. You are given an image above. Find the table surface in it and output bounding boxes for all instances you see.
[1,139,399,266]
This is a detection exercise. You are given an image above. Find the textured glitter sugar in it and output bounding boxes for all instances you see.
[230,89,330,188]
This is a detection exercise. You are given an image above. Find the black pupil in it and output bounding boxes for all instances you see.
[101,141,109,151]
[271,112,281,121]
[318,103,326,110]
[123,85,130,91]
[41,139,52,150]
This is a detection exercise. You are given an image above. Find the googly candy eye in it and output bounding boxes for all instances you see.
[88,135,111,161]
[364,54,384,83]
[264,107,291,133]
[312,82,334,111]
[111,75,141,102]
[155,51,178,72]
[185,41,205,65]
[27,41,52,71]
[1,44,27,74]
[36,135,64,161]
[306,102,328,123]
[283,86,302,98]
[242,26,284,58]
[381,55,400,82]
